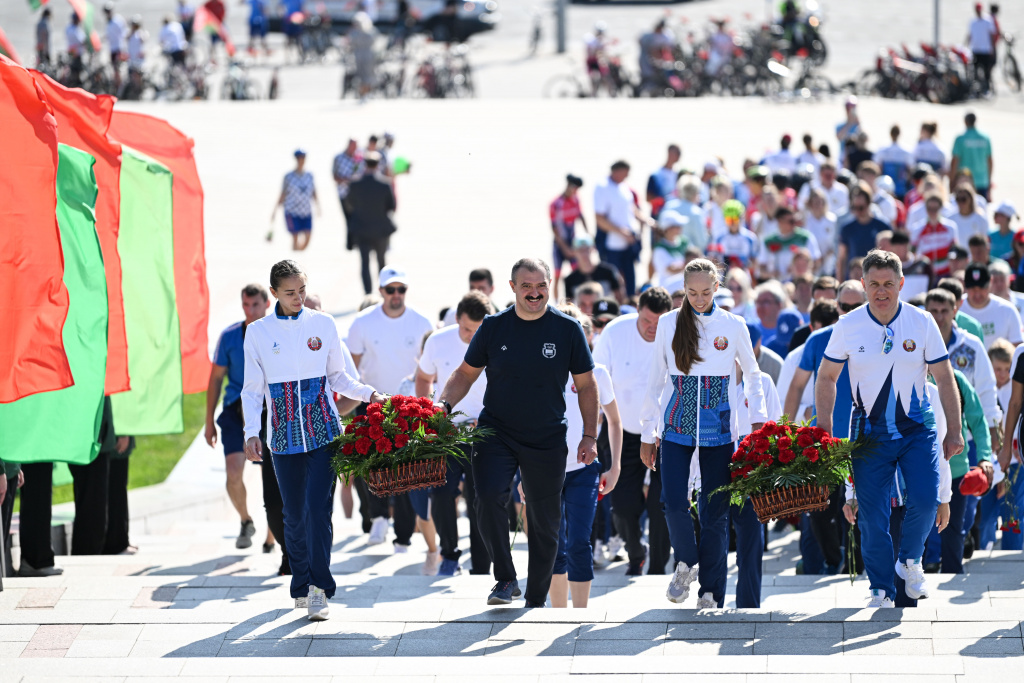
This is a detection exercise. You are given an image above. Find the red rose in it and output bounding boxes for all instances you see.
[352,415,367,423]
[778,437,793,449]
[778,449,796,464]
[797,431,814,448]
[342,443,354,455]
[344,423,356,435]
[398,406,416,418]
[355,426,369,437]
[367,403,382,414]
[367,412,385,426]
[395,417,409,432]
[394,434,409,448]
[802,447,819,462]
[762,420,777,434]
[355,437,372,455]
[368,425,384,440]
[732,449,744,462]
[753,437,770,452]
[375,437,393,454]
[740,435,752,449]
[417,396,433,408]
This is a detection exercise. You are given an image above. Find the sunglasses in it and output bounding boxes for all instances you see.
[882,325,894,355]
[384,286,407,295]
[956,196,970,203]
[839,301,863,313]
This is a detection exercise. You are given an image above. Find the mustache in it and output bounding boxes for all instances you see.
[524,295,544,301]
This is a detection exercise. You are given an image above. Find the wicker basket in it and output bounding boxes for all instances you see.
[365,457,447,497]
[750,483,832,523]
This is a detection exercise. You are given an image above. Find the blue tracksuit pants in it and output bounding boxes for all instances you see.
[554,462,600,582]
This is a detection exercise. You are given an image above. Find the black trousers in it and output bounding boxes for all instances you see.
[808,486,846,570]
[2,475,15,576]
[70,452,110,555]
[351,402,414,545]
[610,431,671,574]
[104,458,130,554]
[356,235,389,295]
[473,429,566,604]
[260,448,289,573]
[19,462,55,569]
[340,199,355,251]
[431,445,490,573]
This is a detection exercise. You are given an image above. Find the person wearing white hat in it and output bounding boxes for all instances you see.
[989,201,1019,261]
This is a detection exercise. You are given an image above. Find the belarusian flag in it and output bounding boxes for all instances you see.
[0,26,19,64]
[194,4,236,56]
[28,0,51,9]
[0,144,108,466]
[109,148,184,435]
[66,0,102,52]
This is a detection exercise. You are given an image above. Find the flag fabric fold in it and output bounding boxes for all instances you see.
[32,73,131,396]
[110,111,211,395]
[194,5,236,57]
[0,25,20,64]
[0,55,72,403]
[0,143,108,465]
[110,148,184,435]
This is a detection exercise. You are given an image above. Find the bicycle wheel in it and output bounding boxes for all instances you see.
[1004,54,1022,93]
[542,74,585,98]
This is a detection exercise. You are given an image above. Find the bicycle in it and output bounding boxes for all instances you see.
[221,59,261,100]
[1002,33,1022,93]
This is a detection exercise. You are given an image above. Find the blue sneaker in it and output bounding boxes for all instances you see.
[487,579,521,605]
[438,558,462,576]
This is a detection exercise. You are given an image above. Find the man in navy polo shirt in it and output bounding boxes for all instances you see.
[436,257,599,607]
[206,284,271,550]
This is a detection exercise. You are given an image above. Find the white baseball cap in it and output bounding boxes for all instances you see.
[994,201,1018,219]
[379,266,408,288]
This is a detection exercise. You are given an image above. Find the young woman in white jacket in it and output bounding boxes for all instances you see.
[241,260,386,621]
[639,258,767,609]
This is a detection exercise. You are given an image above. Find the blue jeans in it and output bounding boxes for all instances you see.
[851,428,939,600]
[604,248,636,297]
[554,462,600,582]
[924,475,966,573]
[979,463,1024,550]
[660,441,733,606]
[727,499,763,608]
[272,445,336,599]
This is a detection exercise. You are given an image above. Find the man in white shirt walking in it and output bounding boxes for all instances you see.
[104,3,127,91]
[595,160,651,297]
[968,3,998,94]
[592,287,674,575]
[960,263,1024,349]
[345,267,434,550]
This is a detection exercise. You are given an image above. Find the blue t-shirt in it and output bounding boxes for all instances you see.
[465,305,594,449]
[214,321,246,406]
[840,217,889,263]
[800,327,853,439]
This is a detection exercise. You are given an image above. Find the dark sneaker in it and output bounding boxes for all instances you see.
[487,579,520,605]
[523,600,545,608]
[924,562,941,574]
[438,558,462,576]
[625,557,646,576]
[236,519,256,549]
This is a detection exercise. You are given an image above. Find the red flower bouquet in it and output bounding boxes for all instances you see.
[716,418,853,523]
[330,395,490,497]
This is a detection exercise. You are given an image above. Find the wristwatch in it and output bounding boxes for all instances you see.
[441,400,452,415]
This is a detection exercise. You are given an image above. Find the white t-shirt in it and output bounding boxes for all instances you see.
[969,16,997,54]
[652,244,685,286]
[798,181,849,216]
[960,296,1024,349]
[948,211,990,246]
[344,304,434,394]
[127,30,146,66]
[913,139,946,172]
[776,343,813,422]
[803,212,837,258]
[417,325,486,423]
[592,313,655,434]
[823,302,947,440]
[594,177,638,251]
[796,150,825,177]
[763,149,797,175]
[107,15,127,52]
[564,364,615,473]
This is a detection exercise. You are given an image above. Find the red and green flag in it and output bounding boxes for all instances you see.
[0,26,20,64]
[28,0,51,9]
[109,148,184,435]
[66,0,102,52]
[194,4,235,57]
[0,144,108,466]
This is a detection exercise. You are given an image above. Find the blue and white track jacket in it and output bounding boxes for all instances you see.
[640,303,766,447]
[241,307,375,455]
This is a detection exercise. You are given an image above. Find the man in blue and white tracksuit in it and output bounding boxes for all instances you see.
[815,250,964,608]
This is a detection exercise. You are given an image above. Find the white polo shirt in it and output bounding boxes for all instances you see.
[417,325,486,423]
[823,302,947,440]
[594,177,638,251]
[345,304,434,394]
[591,313,654,434]
[564,364,615,473]
[960,295,1024,349]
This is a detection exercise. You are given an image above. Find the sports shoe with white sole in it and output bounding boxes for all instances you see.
[606,534,625,562]
[867,589,895,608]
[895,558,930,599]
[666,561,698,604]
[294,597,309,609]
[307,586,329,621]
[422,550,441,575]
[592,543,609,569]
[696,592,717,609]
[367,516,389,545]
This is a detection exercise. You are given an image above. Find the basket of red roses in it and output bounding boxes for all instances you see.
[716,419,853,523]
[330,395,490,497]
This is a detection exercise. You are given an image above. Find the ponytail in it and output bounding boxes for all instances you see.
[671,258,721,374]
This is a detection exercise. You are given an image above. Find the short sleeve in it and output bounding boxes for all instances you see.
[418,333,440,376]
[213,330,229,367]
[596,366,615,406]
[1012,347,1024,384]
[344,316,366,355]
[806,233,822,260]
[799,335,819,373]
[952,136,963,159]
[839,223,853,251]
[593,185,609,215]
[923,314,949,364]
[568,321,596,376]
[823,321,848,363]
[463,318,490,369]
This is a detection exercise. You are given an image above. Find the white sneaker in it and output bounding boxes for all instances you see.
[592,542,609,569]
[307,586,329,621]
[393,542,409,554]
[666,561,698,604]
[696,592,717,609]
[367,517,389,545]
[896,558,930,599]
[606,535,625,561]
[422,550,441,575]
[867,589,895,608]
[294,597,308,609]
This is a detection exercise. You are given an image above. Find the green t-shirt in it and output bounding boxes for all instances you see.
[956,311,984,344]
[952,128,992,189]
